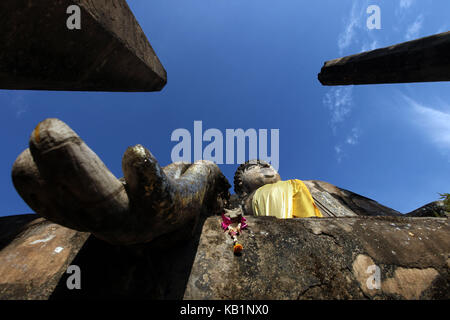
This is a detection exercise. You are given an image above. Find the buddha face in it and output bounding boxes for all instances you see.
[238,161,281,196]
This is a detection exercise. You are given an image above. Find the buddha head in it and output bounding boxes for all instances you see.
[233,159,281,199]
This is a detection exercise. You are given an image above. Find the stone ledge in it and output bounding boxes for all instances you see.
[185,216,450,300]
[0,215,90,300]
[0,214,448,299]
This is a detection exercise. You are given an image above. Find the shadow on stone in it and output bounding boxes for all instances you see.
[0,214,39,251]
[49,215,208,299]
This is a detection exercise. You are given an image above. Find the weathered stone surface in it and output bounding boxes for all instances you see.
[1,214,449,300]
[185,216,450,300]
[318,31,450,86]
[0,0,166,92]
[0,213,208,300]
[0,215,90,300]
[406,201,448,218]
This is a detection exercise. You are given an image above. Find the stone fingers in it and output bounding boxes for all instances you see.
[173,160,231,215]
[12,148,84,231]
[18,118,130,243]
[122,147,230,242]
[122,144,177,241]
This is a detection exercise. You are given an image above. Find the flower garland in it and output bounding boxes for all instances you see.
[221,212,247,254]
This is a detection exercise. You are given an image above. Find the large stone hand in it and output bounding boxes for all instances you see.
[12,119,230,245]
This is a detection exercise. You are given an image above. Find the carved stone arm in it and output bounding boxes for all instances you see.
[12,118,230,245]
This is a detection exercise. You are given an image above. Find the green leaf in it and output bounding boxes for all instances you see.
[439,193,450,213]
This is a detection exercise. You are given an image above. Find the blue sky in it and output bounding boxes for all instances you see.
[1,0,449,216]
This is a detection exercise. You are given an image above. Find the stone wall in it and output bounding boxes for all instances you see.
[0,214,448,300]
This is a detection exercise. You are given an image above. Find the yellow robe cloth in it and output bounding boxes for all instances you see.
[252,180,323,219]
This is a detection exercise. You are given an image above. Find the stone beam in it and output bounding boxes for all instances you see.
[318,31,450,86]
[0,0,166,92]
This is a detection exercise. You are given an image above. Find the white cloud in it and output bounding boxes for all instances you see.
[338,1,381,54]
[337,2,362,54]
[360,40,378,53]
[323,87,360,163]
[332,127,361,163]
[403,95,450,151]
[346,127,361,145]
[405,14,424,40]
[323,86,354,132]
[335,145,344,163]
